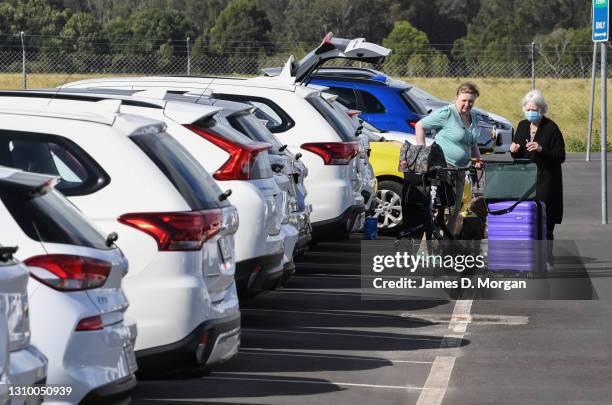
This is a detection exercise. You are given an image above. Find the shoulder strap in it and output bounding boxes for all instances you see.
[486,182,537,216]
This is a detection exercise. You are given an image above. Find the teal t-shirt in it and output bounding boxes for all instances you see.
[418,104,479,167]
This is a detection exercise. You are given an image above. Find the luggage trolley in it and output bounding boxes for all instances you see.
[400,161,482,241]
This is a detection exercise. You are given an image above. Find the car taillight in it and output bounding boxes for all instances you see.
[118,209,222,251]
[75,315,104,331]
[407,120,418,129]
[300,142,359,165]
[183,124,271,180]
[25,255,111,291]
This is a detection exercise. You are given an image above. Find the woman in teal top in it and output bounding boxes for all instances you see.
[412,82,483,236]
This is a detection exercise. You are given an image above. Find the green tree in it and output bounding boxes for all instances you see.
[105,8,194,56]
[58,12,106,53]
[209,0,273,55]
[282,0,394,46]
[383,20,437,64]
[11,0,70,49]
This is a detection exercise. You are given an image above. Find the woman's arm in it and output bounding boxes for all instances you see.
[539,125,566,164]
[415,121,426,146]
[510,121,527,159]
[416,106,451,146]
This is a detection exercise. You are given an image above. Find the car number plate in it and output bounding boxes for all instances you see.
[218,237,231,263]
[124,341,138,374]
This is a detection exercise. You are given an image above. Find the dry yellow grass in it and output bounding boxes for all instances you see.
[397,77,612,151]
[0,73,609,150]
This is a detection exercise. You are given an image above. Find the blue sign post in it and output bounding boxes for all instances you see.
[593,0,609,41]
[592,0,609,224]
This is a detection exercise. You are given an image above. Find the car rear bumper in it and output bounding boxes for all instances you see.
[235,251,285,293]
[135,313,241,374]
[311,204,365,240]
[8,345,47,388]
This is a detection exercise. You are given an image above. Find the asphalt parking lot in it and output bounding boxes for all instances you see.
[132,153,612,405]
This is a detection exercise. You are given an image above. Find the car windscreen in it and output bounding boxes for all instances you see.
[0,186,111,250]
[306,95,356,142]
[130,131,228,210]
[227,113,284,154]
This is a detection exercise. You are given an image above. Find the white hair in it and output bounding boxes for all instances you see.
[521,89,548,114]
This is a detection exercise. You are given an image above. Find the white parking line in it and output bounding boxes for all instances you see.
[415,299,473,405]
[415,356,456,405]
[238,349,433,364]
[448,299,473,333]
[242,308,428,322]
[243,328,443,342]
[206,375,423,390]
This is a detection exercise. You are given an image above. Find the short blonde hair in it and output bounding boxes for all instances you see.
[456,82,479,97]
[521,89,548,114]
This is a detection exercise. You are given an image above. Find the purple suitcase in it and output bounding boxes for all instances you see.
[487,201,547,273]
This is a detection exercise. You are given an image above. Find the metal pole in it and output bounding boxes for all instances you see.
[587,42,597,162]
[600,42,608,225]
[20,31,26,89]
[186,37,191,76]
[531,42,536,90]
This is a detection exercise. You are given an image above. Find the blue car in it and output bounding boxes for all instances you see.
[309,68,424,133]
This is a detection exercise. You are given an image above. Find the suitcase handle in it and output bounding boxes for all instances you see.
[486,183,537,215]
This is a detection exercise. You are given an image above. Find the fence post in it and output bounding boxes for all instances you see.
[587,43,597,162]
[186,37,191,76]
[531,42,535,90]
[20,31,26,89]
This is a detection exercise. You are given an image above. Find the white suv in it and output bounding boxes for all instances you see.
[0,167,137,402]
[0,239,47,404]
[0,104,240,375]
[0,90,288,295]
[61,77,365,241]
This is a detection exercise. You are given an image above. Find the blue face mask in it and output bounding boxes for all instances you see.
[524,111,542,122]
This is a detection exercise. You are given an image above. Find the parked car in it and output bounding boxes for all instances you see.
[59,34,391,240]
[0,89,290,294]
[318,92,377,215]
[0,167,137,402]
[0,103,240,375]
[0,174,48,404]
[307,67,512,153]
[0,309,8,404]
[60,75,367,241]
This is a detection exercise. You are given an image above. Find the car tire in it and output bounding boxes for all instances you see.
[372,180,403,235]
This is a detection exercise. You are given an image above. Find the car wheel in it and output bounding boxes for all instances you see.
[372,180,403,234]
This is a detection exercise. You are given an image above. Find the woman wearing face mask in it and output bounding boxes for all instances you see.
[509,89,565,240]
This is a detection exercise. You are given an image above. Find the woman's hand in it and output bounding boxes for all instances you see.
[526,141,542,152]
[509,142,520,153]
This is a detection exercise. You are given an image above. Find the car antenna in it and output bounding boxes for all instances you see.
[48,70,74,106]
[194,77,215,105]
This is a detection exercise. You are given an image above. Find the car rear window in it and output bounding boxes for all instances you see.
[0,130,110,196]
[325,87,358,110]
[130,131,229,210]
[307,95,356,142]
[0,186,111,250]
[213,94,295,133]
[227,113,284,154]
[358,90,386,114]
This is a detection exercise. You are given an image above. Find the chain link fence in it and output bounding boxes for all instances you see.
[0,42,610,151]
